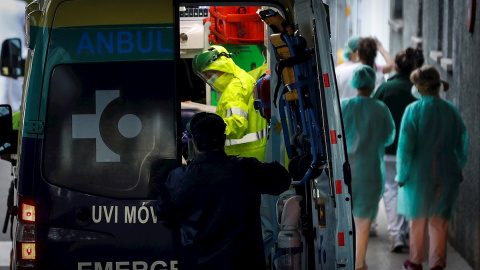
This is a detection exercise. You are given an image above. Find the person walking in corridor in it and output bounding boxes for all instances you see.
[397,66,468,270]
[341,65,396,270]
[373,47,418,252]
[335,36,362,99]
[357,36,394,95]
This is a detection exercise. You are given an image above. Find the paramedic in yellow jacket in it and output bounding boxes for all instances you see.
[193,45,267,161]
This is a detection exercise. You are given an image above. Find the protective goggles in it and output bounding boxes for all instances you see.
[192,49,232,83]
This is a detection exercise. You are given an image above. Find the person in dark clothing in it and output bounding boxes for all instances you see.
[373,47,417,252]
[156,112,291,270]
[374,47,418,154]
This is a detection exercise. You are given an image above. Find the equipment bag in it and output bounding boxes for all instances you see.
[254,72,271,120]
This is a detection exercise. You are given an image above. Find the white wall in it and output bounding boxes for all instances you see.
[358,0,391,66]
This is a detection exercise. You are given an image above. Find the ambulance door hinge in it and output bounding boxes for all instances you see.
[24,121,44,134]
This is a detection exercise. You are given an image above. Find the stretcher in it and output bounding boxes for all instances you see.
[259,2,355,269]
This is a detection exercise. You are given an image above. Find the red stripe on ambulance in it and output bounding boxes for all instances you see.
[323,73,330,87]
[335,180,342,194]
[330,130,337,144]
[338,232,345,246]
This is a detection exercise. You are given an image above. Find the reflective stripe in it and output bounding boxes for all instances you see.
[225,107,248,120]
[225,128,268,147]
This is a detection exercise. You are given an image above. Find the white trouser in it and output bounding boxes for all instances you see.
[383,155,409,242]
[354,217,371,269]
[409,215,448,268]
[261,193,278,258]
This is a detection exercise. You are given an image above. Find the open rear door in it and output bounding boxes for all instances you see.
[265,0,355,269]
[294,1,355,269]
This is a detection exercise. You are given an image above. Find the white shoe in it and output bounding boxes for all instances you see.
[390,235,405,252]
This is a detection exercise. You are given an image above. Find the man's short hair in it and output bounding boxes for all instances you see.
[188,112,226,152]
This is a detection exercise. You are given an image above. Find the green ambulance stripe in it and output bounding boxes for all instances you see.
[49,25,175,62]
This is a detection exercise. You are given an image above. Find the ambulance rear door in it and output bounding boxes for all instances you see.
[16,0,182,269]
[292,0,355,269]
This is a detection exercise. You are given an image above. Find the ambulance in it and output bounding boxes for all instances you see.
[0,0,355,269]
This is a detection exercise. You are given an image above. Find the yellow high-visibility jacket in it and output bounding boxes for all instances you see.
[206,49,267,161]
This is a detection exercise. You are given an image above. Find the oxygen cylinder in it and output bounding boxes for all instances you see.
[274,195,302,270]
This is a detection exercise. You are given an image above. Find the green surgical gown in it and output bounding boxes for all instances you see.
[396,96,468,220]
[341,96,396,220]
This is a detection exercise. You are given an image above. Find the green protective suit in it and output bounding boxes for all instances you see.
[396,96,468,220]
[341,96,396,220]
[206,48,268,161]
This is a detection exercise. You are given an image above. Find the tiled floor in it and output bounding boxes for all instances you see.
[366,200,473,270]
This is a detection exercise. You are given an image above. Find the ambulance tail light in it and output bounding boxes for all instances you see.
[20,198,35,223]
[16,195,37,268]
[21,243,36,260]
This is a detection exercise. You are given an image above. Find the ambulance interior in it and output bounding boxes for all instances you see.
[178,4,272,110]
[177,4,276,162]
[176,4,337,269]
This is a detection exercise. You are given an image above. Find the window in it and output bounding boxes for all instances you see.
[43,61,178,199]
[417,1,423,37]
[388,0,403,32]
[429,0,453,72]
[393,0,402,18]
[441,0,454,72]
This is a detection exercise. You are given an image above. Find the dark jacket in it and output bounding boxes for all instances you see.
[156,150,291,270]
[373,72,417,155]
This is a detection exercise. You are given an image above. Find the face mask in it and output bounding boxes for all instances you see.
[210,73,234,93]
[207,74,219,85]
[411,85,422,99]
